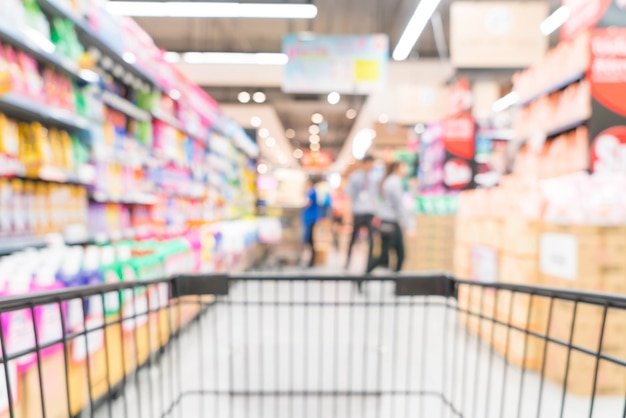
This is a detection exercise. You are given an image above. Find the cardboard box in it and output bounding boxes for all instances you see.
[545,343,626,396]
[502,218,540,256]
[549,301,626,353]
[539,223,626,293]
[453,244,472,279]
[499,254,538,285]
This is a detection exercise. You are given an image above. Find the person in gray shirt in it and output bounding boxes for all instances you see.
[345,155,379,271]
[367,160,411,273]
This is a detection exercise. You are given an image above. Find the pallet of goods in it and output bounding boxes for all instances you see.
[455,1,626,394]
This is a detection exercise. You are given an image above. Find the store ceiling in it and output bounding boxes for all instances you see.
[117,0,563,163]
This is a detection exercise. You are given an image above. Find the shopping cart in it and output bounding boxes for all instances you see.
[0,273,625,418]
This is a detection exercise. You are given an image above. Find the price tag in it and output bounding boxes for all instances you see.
[540,233,578,280]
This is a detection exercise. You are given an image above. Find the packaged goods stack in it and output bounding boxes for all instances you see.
[407,196,457,272]
[409,80,476,272]
[0,1,260,416]
[455,2,626,395]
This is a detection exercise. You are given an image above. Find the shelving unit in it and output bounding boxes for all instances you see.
[0,21,87,82]
[101,91,151,122]
[516,71,587,107]
[0,93,91,131]
[37,0,162,89]
[0,0,258,256]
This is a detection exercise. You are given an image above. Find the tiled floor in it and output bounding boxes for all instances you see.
[93,244,624,418]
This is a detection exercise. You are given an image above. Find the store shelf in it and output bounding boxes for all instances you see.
[517,71,587,108]
[102,92,151,122]
[0,232,92,255]
[38,0,162,89]
[545,118,589,138]
[152,109,209,146]
[0,236,49,255]
[0,21,89,83]
[519,118,589,146]
[0,94,91,131]
[90,191,158,205]
[152,109,184,131]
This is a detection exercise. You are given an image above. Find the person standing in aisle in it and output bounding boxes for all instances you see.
[367,161,412,273]
[302,177,322,268]
[345,155,379,271]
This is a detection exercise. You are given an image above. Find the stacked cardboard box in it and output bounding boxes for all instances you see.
[538,223,626,395]
[406,215,455,272]
[539,224,626,293]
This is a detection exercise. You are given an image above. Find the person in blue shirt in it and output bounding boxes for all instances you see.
[302,177,322,268]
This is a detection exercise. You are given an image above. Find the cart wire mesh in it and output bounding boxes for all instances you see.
[0,274,624,418]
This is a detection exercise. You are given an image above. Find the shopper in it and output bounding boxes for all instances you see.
[367,161,410,273]
[345,155,379,271]
[302,177,322,268]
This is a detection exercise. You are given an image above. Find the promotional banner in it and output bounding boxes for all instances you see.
[443,113,477,190]
[282,34,388,94]
[301,151,334,171]
[588,28,626,173]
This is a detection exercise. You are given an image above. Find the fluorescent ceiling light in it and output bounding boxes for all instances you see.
[253,91,267,103]
[179,52,288,65]
[311,113,324,124]
[327,92,340,105]
[163,52,180,63]
[293,149,303,159]
[352,128,375,160]
[108,2,318,19]
[540,6,570,36]
[238,91,251,103]
[259,128,270,138]
[392,0,441,61]
[492,92,519,113]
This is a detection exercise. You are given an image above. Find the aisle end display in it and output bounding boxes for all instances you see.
[454,3,626,396]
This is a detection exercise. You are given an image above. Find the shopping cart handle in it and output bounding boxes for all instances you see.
[394,273,456,298]
[172,274,230,297]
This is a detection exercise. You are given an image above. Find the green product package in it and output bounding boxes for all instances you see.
[51,19,84,61]
[416,195,459,216]
[136,121,153,147]
[23,0,50,39]
[101,245,122,317]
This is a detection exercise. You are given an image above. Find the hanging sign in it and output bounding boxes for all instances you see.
[282,34,388,94]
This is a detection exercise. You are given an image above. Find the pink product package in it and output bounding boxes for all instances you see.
[32,297,67,358]
[1,309,37,373]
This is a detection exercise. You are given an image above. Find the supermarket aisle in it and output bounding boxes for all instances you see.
[95,276,623,418]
